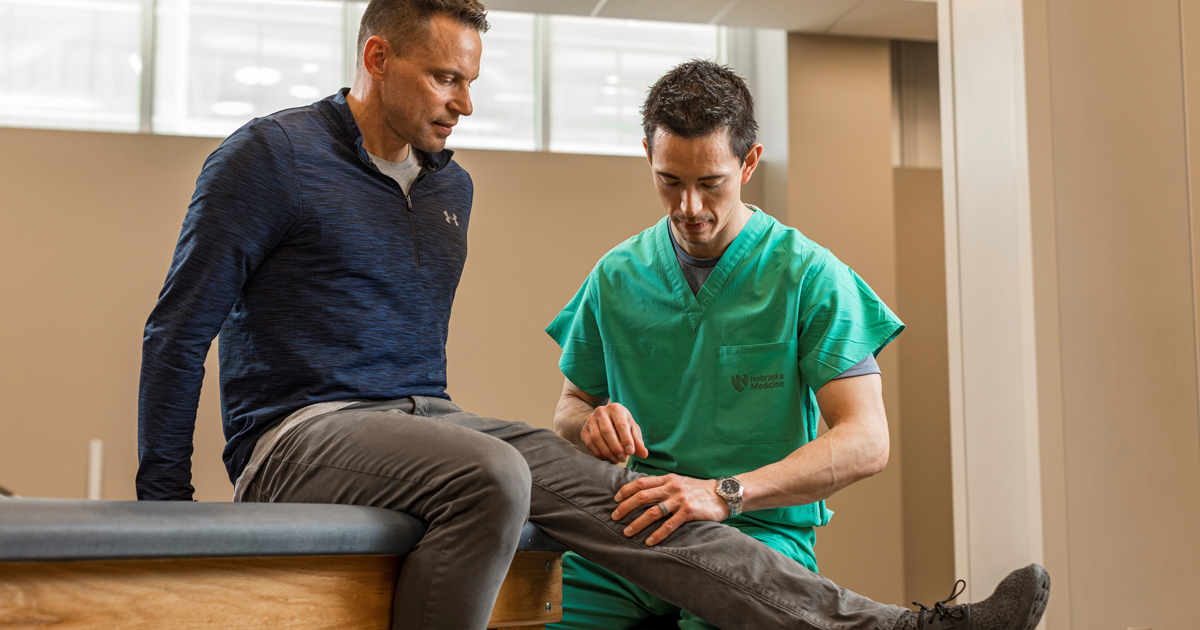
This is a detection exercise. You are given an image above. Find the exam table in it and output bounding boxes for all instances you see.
[0,498,566,629]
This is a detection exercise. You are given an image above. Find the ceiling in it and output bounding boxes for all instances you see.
[483,0,937,42]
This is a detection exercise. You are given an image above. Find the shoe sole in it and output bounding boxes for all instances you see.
[1009,564,1051,630]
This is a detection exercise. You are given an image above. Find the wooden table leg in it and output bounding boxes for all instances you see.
[485,552,562,629]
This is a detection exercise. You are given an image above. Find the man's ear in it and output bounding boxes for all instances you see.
[741,143,764,184]
[362,35,393,82]
[643,137,653,166]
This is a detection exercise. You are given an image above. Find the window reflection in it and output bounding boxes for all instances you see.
[152,0,345,137]
[447,10,535,152]
[0,0,142,132]
[0,2,733,155]
[548,16,719,157]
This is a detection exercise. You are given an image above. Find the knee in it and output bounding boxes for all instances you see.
[466,440,532,519]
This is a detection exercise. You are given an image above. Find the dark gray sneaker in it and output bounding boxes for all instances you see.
[897,564,1051,630]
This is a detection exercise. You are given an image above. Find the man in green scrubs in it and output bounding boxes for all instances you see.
[546,60,905,629]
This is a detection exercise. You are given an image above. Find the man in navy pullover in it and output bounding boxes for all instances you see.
[138,1,1046,629]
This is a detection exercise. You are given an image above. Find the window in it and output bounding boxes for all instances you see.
[0,2,743,156]
[548,16,719,156]
[153,0,347,137]
[446,10,535,151]
[0,0,143,132]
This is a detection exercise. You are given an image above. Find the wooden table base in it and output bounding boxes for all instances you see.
[0,552,562,630]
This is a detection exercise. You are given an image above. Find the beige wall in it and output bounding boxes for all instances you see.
[788,33,953,609]
[0,128,225,501]
[443,150,661,426]
[1022,0,1073,626]
[1040,0,1200,627]
[787,33,906,605]
[894,167,953,606]
[944,0,1200,626]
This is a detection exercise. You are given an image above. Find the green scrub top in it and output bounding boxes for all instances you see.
[546,208,904,564]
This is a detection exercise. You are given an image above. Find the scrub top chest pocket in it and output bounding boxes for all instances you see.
[716,340,802,444]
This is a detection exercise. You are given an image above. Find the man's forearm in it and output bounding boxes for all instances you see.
[553,392,595,450]
[137,282,227,501]
[738,418,889,512]
[137,335,207,500]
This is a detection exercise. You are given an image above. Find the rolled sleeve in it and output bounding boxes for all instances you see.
[797,251,904,393]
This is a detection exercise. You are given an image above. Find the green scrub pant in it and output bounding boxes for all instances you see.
[551,552,717,630]
[552,530,819,630]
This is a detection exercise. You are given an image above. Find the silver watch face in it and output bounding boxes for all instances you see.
[718,478,742,497]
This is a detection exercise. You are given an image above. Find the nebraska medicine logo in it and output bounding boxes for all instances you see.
[732,372,785,392]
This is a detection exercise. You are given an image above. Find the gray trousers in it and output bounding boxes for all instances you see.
[241,397,906,630]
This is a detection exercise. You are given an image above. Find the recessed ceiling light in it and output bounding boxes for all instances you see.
[211,101,254,116]
[234,66,282,86]
[234,66,260,85]
[289,85,321,99]
[258,67,282,86]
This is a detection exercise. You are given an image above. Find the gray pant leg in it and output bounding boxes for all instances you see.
[246,400,531,630]
[417,398,907,630]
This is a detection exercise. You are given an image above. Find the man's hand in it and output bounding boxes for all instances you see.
[581,402,649,465]
[611,474,730,546]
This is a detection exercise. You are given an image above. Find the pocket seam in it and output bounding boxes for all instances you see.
[719,340,794,356]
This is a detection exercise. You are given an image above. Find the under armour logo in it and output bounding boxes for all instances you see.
[732,374,748,393]
[443,211,459,226]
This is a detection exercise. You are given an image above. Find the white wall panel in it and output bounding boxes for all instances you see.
[939,0,1044,601]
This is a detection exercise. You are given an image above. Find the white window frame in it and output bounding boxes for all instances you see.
[3,0,749,156]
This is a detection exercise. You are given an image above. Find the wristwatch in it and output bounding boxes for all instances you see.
[714,476,744,518]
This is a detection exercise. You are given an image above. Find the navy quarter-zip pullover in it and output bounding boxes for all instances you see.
[137,89,472,501]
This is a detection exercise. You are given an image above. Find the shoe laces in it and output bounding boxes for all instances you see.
[914,580,967,626]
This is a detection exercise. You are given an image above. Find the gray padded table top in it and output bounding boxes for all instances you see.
[0,498,565,562]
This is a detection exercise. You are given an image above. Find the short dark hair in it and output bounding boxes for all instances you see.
[356,0,489,64]
[641,60,758,163]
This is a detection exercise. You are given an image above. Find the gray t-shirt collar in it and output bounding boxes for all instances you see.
[367,147,423,195]
[668,222,721,296]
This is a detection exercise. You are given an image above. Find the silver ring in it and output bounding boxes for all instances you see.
[655,501,670,517]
